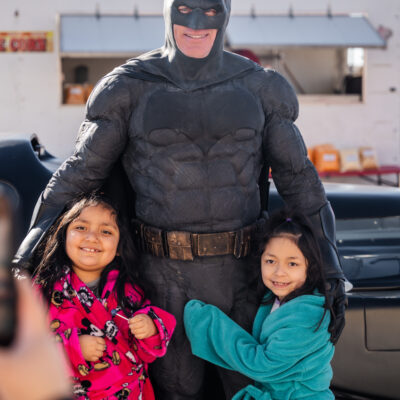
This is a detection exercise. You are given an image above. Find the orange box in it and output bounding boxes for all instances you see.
[64,84,86,104]
[313,144,340,173]
[64,83,94,104]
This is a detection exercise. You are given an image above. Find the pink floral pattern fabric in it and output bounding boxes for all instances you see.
[38,267,175,400]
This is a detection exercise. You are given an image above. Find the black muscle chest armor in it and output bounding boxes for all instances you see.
[125,82,265,232]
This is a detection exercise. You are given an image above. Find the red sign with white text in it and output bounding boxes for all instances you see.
[0,32,53,52]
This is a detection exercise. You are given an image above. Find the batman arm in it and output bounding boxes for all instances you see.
[13,74,134,269]
[258,70,346,343]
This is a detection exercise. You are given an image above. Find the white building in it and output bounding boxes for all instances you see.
[0,0,399,165]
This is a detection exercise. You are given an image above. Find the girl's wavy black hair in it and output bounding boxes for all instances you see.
[33,191,143,316]
[257,208,332,328]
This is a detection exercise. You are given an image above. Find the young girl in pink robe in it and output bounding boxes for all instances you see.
[33,193,176,400]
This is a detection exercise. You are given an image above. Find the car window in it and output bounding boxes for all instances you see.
[336,216,400,289]
[337,216,400,243]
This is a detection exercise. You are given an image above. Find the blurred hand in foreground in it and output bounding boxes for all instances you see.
[0,277,71,400]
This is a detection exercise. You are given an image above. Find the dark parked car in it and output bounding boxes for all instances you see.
[1,135,400,399]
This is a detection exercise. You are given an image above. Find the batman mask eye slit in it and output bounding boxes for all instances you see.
[204,8,217,17]
[178,5,193,14]
[208,4,224,14]
[177,5,219,17]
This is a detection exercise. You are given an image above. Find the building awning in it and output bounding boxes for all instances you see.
[60,14,386,56]
[227,15,386,48]
[60,15,165,55]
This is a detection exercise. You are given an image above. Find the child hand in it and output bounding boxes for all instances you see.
[79,335,106,362]
[129,314,157,339]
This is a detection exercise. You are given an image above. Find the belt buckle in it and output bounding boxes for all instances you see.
[196,233,234,257]
[166,231,194,261]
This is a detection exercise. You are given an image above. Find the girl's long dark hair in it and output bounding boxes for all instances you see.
[33,192,143,316]
[258,209,331,326]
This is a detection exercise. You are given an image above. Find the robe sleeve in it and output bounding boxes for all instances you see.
[184,299,331,383]
[48,307,89,375]
[126,286,176,362]
[33,281,89,374]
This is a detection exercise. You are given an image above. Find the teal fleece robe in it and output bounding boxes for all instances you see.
[184,292,334,400]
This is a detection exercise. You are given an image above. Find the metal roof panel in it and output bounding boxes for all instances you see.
[60,14,386,54]
[227,15,386,48]
[60,15,165,54]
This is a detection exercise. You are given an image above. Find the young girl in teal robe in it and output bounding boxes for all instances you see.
[184,210,335,400]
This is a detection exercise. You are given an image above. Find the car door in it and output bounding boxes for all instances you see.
[332,214,400,399]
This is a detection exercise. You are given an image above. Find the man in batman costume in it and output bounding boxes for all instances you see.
[15,0,346,398]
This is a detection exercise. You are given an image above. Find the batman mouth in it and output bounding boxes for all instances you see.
[184,33,210,39]
[173,24,218,58]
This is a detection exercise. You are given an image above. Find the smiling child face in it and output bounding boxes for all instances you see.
[261,236,308,301]
[65,205,120,283]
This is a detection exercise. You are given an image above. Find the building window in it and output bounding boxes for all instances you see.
[251,47,364,99]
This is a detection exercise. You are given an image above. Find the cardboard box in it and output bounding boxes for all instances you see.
[64,84,86,104]
[339,148,362,172]
[313,144,340,173]
[64,83,94,104]
[359,147,379,170]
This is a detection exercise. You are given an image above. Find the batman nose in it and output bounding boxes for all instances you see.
[185,8,208,30]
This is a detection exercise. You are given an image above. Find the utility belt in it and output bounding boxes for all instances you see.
[132,220,256,261]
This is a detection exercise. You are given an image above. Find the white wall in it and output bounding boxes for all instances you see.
[0,0,399,165]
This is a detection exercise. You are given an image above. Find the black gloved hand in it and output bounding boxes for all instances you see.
[325,278,347,345]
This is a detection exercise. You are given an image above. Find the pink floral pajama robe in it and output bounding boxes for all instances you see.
[41,268,175,400]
